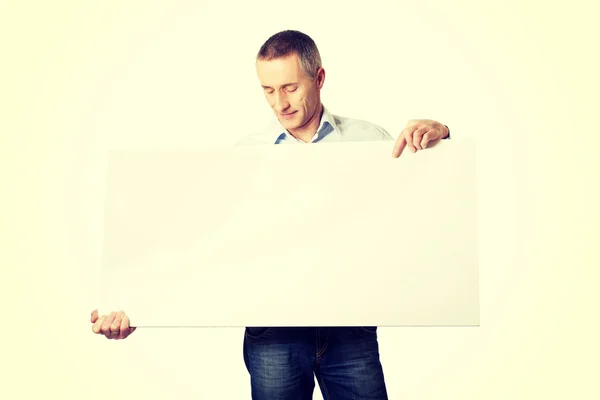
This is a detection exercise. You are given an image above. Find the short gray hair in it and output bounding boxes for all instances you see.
[257,30,322,80]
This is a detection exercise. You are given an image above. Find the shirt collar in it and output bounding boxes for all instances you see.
[270,104,341,144]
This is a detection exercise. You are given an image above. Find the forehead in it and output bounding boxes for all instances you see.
[256,53,306,86]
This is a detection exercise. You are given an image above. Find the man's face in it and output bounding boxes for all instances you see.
[256,53,324,134]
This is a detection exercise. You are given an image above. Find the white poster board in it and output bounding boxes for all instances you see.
[100,139,479,327]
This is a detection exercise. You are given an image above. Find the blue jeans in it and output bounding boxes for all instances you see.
[243,327,388,399]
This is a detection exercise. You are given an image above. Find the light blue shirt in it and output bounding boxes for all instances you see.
[236,106,394,145]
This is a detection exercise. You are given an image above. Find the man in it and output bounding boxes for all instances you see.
[91,30,451,399]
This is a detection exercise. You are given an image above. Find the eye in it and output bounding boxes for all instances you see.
[288,86,298,92]
[265,89,274,95]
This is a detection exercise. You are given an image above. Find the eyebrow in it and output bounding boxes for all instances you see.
[261,82,299,89]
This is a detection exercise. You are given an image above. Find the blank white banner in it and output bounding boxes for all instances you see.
[99,139,479,327]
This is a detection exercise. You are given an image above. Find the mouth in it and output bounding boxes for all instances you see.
[280,111,297,120]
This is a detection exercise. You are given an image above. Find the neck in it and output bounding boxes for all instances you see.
[288,103,324,143]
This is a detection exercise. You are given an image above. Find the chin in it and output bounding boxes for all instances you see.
[280,120,299,130]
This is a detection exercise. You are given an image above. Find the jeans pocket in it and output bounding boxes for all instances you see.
[245,327,272,339]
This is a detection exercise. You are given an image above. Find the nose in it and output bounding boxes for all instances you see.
[273,92,290,113]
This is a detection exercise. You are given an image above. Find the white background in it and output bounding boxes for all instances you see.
[2,0,598,399]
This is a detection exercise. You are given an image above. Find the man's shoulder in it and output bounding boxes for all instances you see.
[332,113,394,141]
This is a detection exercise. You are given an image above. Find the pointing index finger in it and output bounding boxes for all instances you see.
[392,134,407,158]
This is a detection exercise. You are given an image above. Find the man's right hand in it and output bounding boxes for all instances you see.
[91,309,136,340]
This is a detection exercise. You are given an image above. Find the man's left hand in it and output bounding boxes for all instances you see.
[392,119,449,158]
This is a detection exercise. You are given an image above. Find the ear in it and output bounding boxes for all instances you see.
[315,67,325,89]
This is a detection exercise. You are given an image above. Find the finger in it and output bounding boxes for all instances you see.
[412,127,428,150]
[111,311,124,335]
[92,315,106,334]
[101,312,117,337]
[421,132,433,149]
[119,314,134,339]
[403,126,417,153]
[110,330,121,340]
[392,135,407,158]
[91,309,98,323]
[121,315,136,339]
